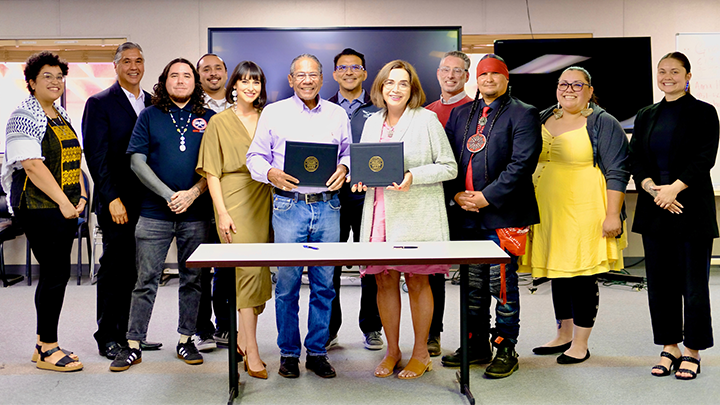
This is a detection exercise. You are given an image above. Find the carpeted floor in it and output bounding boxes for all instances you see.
[1,265,719,405]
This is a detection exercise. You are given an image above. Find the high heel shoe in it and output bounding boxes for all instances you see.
[675,356,701,380]
[398,358,432,380]
[244,359,268,379]
[651,351,681,377]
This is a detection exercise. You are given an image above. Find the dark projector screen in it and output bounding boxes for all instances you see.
[494,37,653,131]
[208,27,461,105]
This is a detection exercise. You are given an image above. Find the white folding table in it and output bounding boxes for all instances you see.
[187,240,510,405]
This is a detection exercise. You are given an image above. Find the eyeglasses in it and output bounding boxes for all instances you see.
[438,66,467,76]
[41,73,66,83]
[557,81,591,92]
[383,79,410,91]
[293,72,321,82]
[335,64,364,72]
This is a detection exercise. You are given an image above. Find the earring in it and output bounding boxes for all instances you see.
[552,103,563,119]
[580,103,593,117]
[685,81,690,92]
[231,89,238,103]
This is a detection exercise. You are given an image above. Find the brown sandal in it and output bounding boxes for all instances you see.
[398,358,432,379]
[374,355,401,378]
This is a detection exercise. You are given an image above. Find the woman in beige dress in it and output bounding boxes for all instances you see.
[196,61,272,379]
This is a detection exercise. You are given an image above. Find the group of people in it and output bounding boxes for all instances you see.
[2,41,716,383]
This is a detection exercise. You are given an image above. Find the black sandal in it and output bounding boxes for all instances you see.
[31,344,77,363]
[651,351,681,376]
[36,346,83,372]
[675,356,701,380]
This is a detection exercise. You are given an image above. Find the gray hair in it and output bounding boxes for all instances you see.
[290,54,322,75]
[113,42,144,64]
[441,51,471,70]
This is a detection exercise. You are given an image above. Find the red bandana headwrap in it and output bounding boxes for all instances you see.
[476,57,509,80]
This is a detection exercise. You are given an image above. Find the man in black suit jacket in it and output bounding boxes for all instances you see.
[82,42,159,359]
[442,54,541,379]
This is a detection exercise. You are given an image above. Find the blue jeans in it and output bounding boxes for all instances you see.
[127,216,209,341]
[272,194,340,357]
[460,229,520,345]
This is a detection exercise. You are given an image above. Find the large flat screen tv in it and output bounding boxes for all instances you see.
[208,27,461,105]
[493,37,653,131]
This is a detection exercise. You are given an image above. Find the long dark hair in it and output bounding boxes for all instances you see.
[152,58,206,115]
[225,61,267,108]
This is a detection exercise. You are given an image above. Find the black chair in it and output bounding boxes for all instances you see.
[25,169,93,286]
[0,192,27,287]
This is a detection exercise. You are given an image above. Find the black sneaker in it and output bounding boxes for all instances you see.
[278,356,300,378]
[109,347,142,372]
[441,341,493,367]
[176,341,203,365]
[306,355,336,378]
[484,345,519,378]
[100,341,122,360]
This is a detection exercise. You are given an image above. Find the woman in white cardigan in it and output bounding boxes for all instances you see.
[352,60,457,379]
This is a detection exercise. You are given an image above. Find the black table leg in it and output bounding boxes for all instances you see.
[458,264,475,405]
[227,270,238,404]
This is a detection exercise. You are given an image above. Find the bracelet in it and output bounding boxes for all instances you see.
[79,196,88,202]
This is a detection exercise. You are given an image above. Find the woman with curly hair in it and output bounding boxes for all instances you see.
[2,51,87,372]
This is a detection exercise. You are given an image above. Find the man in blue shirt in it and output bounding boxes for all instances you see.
[110,58,214,372]
[247,54,351,379]
[326,48,383,352]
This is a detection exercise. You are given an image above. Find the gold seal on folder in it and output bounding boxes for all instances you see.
[369,156,384,173]
[304,156,319,172]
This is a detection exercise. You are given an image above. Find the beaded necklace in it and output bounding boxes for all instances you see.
[169,110,192,152]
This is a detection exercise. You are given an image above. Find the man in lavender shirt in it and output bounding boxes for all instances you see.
[246,54,350,379]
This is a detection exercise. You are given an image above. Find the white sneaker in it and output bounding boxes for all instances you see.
[363,331,384,350]
[194,334,217,352]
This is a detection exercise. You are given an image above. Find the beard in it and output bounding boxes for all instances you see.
[169,93,192,104]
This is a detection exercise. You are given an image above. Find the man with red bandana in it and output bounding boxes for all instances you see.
[442,54,541,378]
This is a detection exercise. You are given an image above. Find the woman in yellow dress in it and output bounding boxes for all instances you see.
[196,61,272,379]
[519,67,629,364]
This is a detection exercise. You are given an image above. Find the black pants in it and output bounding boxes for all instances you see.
[197,223,232,336]
[329,195,382,337]
[643,234,714,350]
[551,275,599,328]
[18,208,76,343]
[94,207,139,347]
[429,273,445,336]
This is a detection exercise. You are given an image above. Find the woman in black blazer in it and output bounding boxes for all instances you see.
[629,52,719,380]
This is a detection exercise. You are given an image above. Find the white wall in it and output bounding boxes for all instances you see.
[2,0,720,264]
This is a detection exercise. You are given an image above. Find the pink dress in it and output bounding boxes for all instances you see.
[363,122,450,276]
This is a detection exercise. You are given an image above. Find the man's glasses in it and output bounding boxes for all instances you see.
[293,72,321,82]
[335,64,364,73]
[557,81,591,92]
[438,66,467,76]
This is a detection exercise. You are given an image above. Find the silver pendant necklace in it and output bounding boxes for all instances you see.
[170,111,192,152]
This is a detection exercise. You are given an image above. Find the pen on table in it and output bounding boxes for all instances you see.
[393,246,418,249]
[303,245,319,250]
